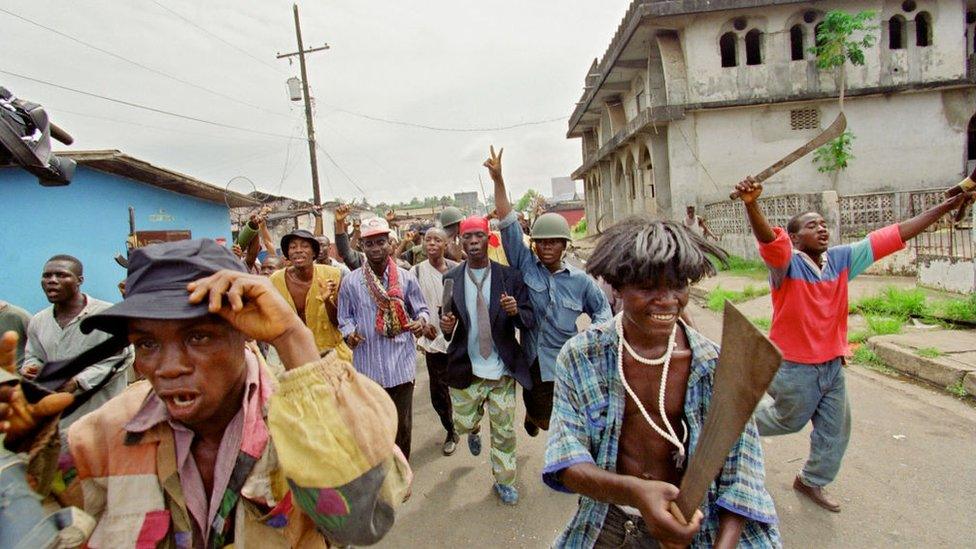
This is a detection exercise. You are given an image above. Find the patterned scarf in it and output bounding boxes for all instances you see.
[364,257,410,337]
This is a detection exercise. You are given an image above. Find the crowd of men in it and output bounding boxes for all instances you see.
[1,148,970,548]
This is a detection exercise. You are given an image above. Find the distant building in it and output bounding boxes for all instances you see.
[550,177,577,200]
[2,150,251,313]
[569,0,976,233]
[454,191,481,213]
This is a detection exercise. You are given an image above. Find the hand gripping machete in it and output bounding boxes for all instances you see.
[729,112,847,200]
[669,301,782,524]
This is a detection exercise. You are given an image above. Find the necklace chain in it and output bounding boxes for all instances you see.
[615,313,687,466]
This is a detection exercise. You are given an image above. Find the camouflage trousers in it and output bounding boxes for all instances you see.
[449,376,517,486]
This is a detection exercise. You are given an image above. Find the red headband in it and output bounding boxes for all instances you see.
[459,216,489,236]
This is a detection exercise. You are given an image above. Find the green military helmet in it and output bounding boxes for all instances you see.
[439,206,465,228]
[530,213,571,241]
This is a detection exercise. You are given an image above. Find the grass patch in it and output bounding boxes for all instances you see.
[864,315,903,336]
[852,287,927,319]
[751,317,771,331]
[847,330,871,344]
[946,381,968,398]
[705,285,770,312]
[916,347,944,359]
[851,345,896,374]
[710,255,768,279]
[932,294,976,323]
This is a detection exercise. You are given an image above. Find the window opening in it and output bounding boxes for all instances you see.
[720,32,738,67]
[915,12,932,47]
[790,109,821,130]
[968,114,976,161]
[790,25,805,60]
[745,29,763,65]
[889,16,906,49]
[902,0,917,12]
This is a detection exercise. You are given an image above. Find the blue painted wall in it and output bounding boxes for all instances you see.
[1,165,231,314]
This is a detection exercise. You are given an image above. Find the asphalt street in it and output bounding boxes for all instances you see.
[376,302,976,548]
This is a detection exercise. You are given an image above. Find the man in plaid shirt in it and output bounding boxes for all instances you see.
[543,218,780,548]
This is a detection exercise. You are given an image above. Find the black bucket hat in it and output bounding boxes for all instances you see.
[81,239,246,337]
[280,229,320,259]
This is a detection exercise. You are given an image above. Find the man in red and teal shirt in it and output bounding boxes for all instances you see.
[735,176,972,513]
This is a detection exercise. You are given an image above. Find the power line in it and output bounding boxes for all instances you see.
[146,0,289,78]
[0,6,293,120]
[314,141,368,198]
[322,107,569,133]
[0,69,297,140]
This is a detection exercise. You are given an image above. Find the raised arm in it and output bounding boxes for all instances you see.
[898,192,974,242]
[733,177,776,244]
[486,146,512,219]
[258,215,277,259]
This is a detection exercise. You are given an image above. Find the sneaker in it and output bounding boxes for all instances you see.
[524,417,540,438]
[493,483,519,505]
[442,433,459,456]
[467,432,482,456]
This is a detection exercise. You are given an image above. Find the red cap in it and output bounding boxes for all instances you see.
[459,216,489,236]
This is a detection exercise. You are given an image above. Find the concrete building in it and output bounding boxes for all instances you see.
[569,0,976,233]
[2,150,251,313]
[454,191,481,213]
[551,176,577,199]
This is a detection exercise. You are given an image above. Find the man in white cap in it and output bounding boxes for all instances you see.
[338,217,430,460]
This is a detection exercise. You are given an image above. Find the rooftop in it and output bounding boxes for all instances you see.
[60,149,254,207]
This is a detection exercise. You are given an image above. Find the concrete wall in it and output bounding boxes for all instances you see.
[2,166,232,314]
[680,0,968,104]
[917,254,976,292]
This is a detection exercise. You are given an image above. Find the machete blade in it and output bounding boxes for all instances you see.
[672,301,782,522]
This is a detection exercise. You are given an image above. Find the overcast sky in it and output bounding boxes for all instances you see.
[3,0,632,205]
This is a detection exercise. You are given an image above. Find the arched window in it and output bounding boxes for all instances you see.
[968,114,976,161]
[915,12,932,47]
[745,29,763,65]
[790,24,806,60]
[889,16,906,49]
[720,32,738,67]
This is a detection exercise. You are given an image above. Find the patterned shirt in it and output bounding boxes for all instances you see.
[498,211,612,382]
[337,266,430,387]
[543,321,780,548]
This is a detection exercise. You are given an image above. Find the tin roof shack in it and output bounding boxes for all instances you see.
[2,149,251,313]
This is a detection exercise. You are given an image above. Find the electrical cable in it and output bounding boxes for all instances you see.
[0,69,298,140]
[0,6,293,120]
[314,141,368,199]
[321,107,568,133]
[146,0,289,77]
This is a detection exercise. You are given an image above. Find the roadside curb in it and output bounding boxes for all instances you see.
[867,336,976,397]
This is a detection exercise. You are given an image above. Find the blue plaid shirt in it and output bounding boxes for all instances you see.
[543,320,781,548]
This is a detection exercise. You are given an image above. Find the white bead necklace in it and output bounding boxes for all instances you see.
[615,313,688,469]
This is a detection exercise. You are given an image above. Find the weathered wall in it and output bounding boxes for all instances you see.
[917,254,976,292]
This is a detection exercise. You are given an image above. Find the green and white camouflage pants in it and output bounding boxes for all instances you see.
[450,376,517,486]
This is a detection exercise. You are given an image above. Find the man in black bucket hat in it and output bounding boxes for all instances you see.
[0,238,409,548]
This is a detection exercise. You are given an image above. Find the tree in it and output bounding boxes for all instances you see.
[810,10,877,174]
[515,189,541,213]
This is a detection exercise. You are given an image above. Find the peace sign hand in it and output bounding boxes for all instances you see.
[483,146,504,183]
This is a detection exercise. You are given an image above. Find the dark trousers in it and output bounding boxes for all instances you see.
[594,505,660,548]
[424,352,455,438]
[522,360,555,429]
[385,381,414,460]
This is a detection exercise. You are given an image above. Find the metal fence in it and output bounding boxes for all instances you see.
[706,188,974,260]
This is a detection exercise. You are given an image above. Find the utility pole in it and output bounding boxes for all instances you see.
[277,3,330,234]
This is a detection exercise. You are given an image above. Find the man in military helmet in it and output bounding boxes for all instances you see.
[438,207,466,262]
[484,146,612,437]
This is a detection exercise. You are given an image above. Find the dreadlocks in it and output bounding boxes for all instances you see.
[587,216,729,290]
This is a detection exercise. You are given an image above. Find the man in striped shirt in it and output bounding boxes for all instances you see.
[338,217,430,460]
[735,176,973,512]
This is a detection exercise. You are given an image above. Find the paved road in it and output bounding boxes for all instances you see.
[377,302,976,548]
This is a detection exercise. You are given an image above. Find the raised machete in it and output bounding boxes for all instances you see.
[729,112,847,200]
[670,301,782,524]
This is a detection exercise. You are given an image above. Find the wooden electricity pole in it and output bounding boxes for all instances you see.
[277,3,330,233]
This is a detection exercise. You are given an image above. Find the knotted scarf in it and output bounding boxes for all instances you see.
[364,257,410,337]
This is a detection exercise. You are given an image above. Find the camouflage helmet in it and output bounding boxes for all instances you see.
[530,213,571,241]
[439,206,465,228]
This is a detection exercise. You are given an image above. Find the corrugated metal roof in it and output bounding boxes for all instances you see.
[58,149,256,207]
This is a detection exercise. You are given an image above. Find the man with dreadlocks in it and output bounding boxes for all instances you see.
[735,176,974,513]
[543,216,780,548]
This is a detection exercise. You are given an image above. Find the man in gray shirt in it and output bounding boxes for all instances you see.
[21,255,132,431]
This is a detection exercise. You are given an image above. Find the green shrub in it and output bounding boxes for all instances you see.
[851,345,895,374]
[705,285,770,312]
[865,315,903,336]
[946,381,968,398]
[853,287,927,319]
